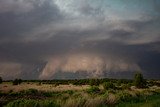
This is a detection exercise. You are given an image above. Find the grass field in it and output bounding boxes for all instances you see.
[0,82,90,92]
[0,79,160,107]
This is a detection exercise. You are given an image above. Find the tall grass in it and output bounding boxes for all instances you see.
[5,99,60,107]
[2,85,160,107]
[4,92,160,107]
[116,94,160,107]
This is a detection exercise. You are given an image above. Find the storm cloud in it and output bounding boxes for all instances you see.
[0,0,160,80]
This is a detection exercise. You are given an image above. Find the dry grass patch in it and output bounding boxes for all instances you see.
[0,83,89,93]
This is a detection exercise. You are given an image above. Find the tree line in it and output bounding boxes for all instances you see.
[0,72,160,88]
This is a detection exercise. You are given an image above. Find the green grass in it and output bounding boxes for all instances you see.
[1,80,160,107]
[3,90,160,107]
[5,99,60,107]
[86,86,100,94]
[116,94,160,107]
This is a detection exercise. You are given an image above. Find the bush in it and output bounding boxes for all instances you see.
[25,89,38,95]
[42,91,62,97]
[89,79,100,86]
[117,80,122,86]
[134,73,146,88]
[103,82,116,90]
[8,91,21,97]
[117,91,141,102]
[0,77,2,84]
[13,79,22,85]
[65,90,74,95]
[87,86,100,94]
[121,84,131,90]
[118,92,132,102]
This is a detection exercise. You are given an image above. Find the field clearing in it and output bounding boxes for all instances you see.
[0,82,90,93]
[1,82,160,93]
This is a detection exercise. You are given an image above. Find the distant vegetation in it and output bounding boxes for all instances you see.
[12,79,22,85]
[89,78,100,86]
[5,78,133,86]
[1,73,160,87]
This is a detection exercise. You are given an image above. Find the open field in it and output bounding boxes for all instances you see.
[0,82,90,92]
[0,79,160,107]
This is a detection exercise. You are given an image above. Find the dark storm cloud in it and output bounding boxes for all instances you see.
[77,1,104,17]
[0,0,160,79]
[1,19,160,79]
[0,0,64,79]
[0,0,62,42]
[153,0,160,13]
[102,16,160,46]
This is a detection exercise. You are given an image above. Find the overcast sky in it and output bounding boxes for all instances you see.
[0,0,160,80]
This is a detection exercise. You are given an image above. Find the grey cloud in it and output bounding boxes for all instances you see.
[0,0,62,42]
[0,0,160,79]
[77,1,104,17]
[1,18,160,79]
[0,62,21,80]
[153,0,160,14]
[0,0,35,13]
[39,43,160,79]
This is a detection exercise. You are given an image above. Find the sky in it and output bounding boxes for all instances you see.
[0,0,160,80]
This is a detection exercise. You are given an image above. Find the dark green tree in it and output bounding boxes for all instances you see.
[13,79,22,85]
[134,73,146,88]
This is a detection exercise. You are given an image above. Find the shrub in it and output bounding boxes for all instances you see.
[117,80,122,86]
[134,73,146,88]
[89,79,100,86]
[8,92,20,97]
[121,84,131,90]
[0,77,2,84]
[55,82,60,87]
[13,79,22,85]
[65,90,74,95]
[87,86,100,94]
[42,91,62,97]
[25,89,38,95]
[103,82,116,90]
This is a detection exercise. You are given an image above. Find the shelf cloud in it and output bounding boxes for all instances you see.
[0,0,160,79]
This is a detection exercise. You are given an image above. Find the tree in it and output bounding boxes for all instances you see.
[0,77,2,84]
[134,73,146,88]
[13,79,22,85]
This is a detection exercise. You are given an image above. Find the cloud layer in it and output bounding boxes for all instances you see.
[0,0,160,80]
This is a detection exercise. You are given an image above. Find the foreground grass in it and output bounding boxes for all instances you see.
[5,100,60,107]
[117,94,160,107]
[1,87,160,107]
[4,93,160,107]
[1,80,160,107]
